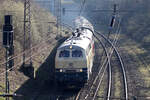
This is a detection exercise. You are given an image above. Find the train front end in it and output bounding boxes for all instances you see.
[55,45,88,86]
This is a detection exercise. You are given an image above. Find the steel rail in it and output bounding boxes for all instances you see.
[75,31,119,100]
[95,31,128,100]
[76,32,120,100]
[92,31,119,100]
[92,25,120,100]
[76,16,122,100]
[75,34,110,100]
[75,18,121,100]
[92,34,112,100]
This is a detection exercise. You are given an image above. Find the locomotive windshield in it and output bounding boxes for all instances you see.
[59,50,70,57]
[72,50,83,57]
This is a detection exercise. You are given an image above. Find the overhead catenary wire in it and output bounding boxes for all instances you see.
[0,15,72,76]
[0,20,56,64]
[0,0,129,99]
[0,31,56,69]
[0,34,52,66]
[75,4,122,98]
[79,0,86,16]
[0,17,57,66]
[0,26,56,66]
[0,35,59,77]
[0,20,72,76]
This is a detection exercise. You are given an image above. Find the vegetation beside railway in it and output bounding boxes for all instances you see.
[0,0,149,100]
[0,0,67,100]
[75,0,150,49]
[76,0,150,98]
[117,34,150,98]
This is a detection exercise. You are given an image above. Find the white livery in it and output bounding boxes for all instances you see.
[55,16,95,86]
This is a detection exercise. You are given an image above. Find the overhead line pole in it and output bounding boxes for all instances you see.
[23,0,32,66]
[79,0,86,16]
[54,0,61,36]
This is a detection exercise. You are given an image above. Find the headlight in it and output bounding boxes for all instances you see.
[60,69,63,72]
[56,69,63,72]
[80,69,83,72]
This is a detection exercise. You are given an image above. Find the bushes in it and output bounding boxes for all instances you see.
[0,0,56,48]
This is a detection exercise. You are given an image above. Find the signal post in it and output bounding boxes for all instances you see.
[2,15,14,100]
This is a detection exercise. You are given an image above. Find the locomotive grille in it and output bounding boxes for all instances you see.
[66,70,76,73]
[68,63,74,68]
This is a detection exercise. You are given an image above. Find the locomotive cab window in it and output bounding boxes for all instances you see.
[72,50,83,57]
[59,50,70,57]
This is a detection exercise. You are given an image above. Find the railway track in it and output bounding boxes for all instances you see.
[0,24,71,100]
[75,25,128,100]
[0,20,129,100]
[75,31,128,100]
[23,18,128,100]
[56,90,78,100]
[91,33,112,100]
[95,31,128,100]
[75,35,109,100]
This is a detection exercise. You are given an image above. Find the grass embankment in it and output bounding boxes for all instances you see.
[96,33,150,99]
[0,0,61,97]
[0,84,5,100]
[118,34,150,98]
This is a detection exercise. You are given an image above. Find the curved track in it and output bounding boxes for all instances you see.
[75,33,111,100]
[75,21,128,100]
[92,34,112,100]
[75,32,128,100]
[0,17,128,100]
[95,31,128,100]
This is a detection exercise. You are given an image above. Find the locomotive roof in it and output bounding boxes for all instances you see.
[75,16,94,32]
[58,29,93,50]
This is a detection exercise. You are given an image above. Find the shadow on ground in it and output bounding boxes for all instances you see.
[13,37,77,100]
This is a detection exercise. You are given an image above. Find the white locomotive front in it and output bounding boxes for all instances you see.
[55,17,94,86]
